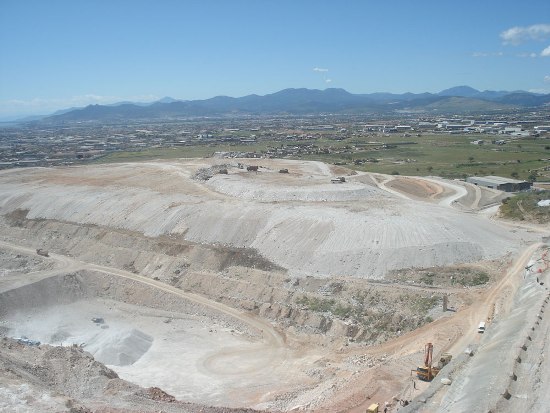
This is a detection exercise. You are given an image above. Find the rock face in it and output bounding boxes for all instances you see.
[0,337,261,413]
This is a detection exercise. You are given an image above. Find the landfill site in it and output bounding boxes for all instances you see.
[0,158,549,413]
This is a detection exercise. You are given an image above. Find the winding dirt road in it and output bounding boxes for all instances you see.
[0,239,287,370]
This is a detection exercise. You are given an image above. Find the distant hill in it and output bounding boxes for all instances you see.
[438,85,481,97]
[155,96,181,104]
[423,96,512,112]
[437,85,542,104]
[34,86,550,123]
[495,92,550,106]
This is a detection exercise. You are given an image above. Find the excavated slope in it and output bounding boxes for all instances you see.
[0,160,533,279]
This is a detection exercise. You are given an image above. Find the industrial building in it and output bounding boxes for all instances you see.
[466,176,532,192]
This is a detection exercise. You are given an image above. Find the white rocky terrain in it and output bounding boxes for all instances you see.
[0,158,548,412]
[0,159,529,278]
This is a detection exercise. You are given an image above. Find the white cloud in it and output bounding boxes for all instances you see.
[313,67,329,72]
[472,51,504,57]
[325,78,332,83]
[541,45,550,56]
[544,75,550,83]
[500,24,550,45]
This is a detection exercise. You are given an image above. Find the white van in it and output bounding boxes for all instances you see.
[478,322,486,333]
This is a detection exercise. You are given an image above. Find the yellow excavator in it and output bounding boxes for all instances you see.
[413,343,452,381]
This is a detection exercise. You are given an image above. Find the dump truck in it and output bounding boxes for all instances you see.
[36,249,49,257]
[413,343,452,381]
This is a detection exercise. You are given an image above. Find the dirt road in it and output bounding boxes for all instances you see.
[0,239,286,352]
[321,242,543,412]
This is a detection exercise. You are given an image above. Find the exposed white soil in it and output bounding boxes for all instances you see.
[4,297,306,406]
[0,160,537,279]
[0,158,548,413]
[0,270,314,409]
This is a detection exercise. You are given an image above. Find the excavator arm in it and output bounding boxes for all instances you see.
[414,343,436,381]
[424,342,433,368]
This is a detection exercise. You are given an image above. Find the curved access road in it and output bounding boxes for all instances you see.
[357,242,542,360]
[370,173,469,208]
[0,239,285,352]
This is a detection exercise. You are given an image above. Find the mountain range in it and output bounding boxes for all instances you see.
[24,86,550,123]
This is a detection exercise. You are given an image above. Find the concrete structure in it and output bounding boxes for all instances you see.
[466,176,532,192]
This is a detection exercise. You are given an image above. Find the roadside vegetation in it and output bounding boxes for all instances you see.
[296,289,440,342]
[389,265,492,287]
[499,190,550,223]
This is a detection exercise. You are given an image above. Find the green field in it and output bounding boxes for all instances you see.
[95,141,281,163]
[96,134,550,181]
[499,190,550,223]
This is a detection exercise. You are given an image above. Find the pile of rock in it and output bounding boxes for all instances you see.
[144,386,176,402]
[192,164,232,181]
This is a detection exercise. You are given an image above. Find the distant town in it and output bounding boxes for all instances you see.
[1,110,549,183]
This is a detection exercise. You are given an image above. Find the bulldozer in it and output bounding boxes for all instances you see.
[413,343,452,381]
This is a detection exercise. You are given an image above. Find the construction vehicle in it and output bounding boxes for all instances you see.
[36,248,49,257]
[478,321,486,333]
[413,343,452,381]
[331,176,346,183]
[366,403,379,413]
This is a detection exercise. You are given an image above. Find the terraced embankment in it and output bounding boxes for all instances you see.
[0,160,533,279]
[0,158,545,412]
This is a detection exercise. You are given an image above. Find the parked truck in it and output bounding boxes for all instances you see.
[478,321,486,333]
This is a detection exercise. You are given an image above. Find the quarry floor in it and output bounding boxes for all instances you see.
[0,158,548,412]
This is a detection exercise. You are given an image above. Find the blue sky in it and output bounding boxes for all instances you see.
[1,0,550,118]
